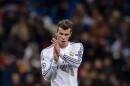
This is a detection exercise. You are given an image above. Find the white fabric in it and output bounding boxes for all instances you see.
[41,42,84,86]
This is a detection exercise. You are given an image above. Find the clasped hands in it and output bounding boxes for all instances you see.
[51,37,60,62]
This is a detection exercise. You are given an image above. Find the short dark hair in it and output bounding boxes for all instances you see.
[57,19,73,31]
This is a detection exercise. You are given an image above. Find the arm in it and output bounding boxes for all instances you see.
[41,49,58,81]
[60,43,84,68]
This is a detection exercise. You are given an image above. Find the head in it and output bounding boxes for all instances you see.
[11,73,20,85]
[56,19,73,48]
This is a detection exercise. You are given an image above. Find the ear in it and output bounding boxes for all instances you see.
[53,33,58,39]
[69,32,72,37]
[55,33,58,37]
[70,32,72,35]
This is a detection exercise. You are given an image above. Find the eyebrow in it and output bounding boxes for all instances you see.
[59,32,69,35]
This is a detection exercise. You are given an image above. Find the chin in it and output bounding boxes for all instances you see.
[60,43,66,47]
[61,45,66,48]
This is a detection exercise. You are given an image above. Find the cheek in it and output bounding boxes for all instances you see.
[57,36,62,41]
[66,36,70,39]
[68,35,71,38]
[56,34,60,38]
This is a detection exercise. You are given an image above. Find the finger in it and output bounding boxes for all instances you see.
[54,46,60,55]
[51,38,57,44]
[51,39,55,43]
[52,44,55,47]
[52,41,56,45]
[52,38,57,42]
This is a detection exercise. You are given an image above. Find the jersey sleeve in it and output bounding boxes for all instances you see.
[60,43,84,68]
[41,49,58,81]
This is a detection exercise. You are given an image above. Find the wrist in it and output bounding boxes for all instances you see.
[54,56,59,62]
[52,58,58,66]
[54,58,58,62]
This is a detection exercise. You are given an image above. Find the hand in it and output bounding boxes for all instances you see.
[52,38,60,62]
[53,47,59,62]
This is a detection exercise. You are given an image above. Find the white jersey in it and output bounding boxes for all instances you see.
[41,42,84,86]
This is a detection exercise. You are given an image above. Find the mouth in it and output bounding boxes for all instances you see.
[61,41,66,43]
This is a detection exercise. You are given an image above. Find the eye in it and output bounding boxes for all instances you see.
[65,34,69,36]
[59,32,63,35]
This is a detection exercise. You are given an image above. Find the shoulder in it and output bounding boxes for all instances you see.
[41,45,53,54]
[70,42,83,48]
[70,42,84,51]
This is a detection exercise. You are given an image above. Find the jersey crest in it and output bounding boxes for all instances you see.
[69,51,75,57]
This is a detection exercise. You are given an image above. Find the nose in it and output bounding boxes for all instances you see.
[61,35,66,40]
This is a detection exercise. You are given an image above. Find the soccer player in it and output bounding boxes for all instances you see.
[41,19,84,86]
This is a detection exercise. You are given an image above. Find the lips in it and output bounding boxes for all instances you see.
[61,41,66,42]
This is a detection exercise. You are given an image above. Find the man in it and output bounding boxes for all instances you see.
[41,19,84,86]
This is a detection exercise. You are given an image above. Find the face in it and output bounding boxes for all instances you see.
[56,27,71,48]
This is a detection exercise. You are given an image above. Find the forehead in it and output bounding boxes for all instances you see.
[57,27,71,33]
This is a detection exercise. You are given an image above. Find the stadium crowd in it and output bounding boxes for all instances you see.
[0,0,130,86]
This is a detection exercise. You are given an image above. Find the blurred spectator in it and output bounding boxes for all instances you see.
[25,73,35,86]
[11,73,22,86]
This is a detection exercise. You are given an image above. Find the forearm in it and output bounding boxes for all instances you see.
[59,44,83,68]
[60,53,82,68]
[41,59,58,81]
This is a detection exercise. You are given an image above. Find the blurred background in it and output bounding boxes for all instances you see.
[0,0,130,86]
